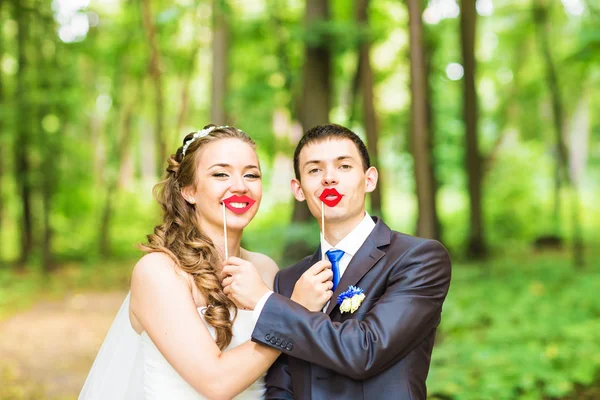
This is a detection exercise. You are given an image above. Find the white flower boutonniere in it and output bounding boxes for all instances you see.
[337,285,366,314]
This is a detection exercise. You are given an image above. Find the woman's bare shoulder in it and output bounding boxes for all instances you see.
[241,250,279,289]
[131,252,195,292]
[243,250,278,271]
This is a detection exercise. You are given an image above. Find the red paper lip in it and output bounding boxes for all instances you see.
[319,188,344,207]
[222,195,256,215]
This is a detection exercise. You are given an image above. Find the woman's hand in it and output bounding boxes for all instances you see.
[221,257,270,310]
[291,261,333,311]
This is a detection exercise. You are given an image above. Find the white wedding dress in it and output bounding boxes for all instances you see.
[79,294,266,400]
[141,307,266,399]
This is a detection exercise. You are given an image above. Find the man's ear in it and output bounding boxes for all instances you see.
[290,178,306,202]
[365,166,378,193]
[180,186,196,204]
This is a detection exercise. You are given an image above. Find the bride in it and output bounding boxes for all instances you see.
[80,125,332,399]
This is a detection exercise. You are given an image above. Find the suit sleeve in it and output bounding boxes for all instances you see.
[264,271,294,400]
[252,240,451,381]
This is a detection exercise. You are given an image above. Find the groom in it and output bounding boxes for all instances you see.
[223,124,451,399]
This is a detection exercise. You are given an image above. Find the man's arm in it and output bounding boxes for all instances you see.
[264,271,294,400]
[252,240,451,381]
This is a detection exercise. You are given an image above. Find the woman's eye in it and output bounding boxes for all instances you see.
[213,173,229,178]
[245,173,261,179]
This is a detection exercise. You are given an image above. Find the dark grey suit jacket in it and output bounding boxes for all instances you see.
[251,217,452,400]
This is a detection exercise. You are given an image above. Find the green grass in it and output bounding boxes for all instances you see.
[428,248,600,399]
[1,248,598,399]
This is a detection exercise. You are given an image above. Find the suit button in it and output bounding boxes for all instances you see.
[265,334,271,341]
[270,337,277,345]
[276,338,282,345]
[286,343,293,351]
[281,340,287,348]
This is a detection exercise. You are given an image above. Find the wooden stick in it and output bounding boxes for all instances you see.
[222,202,228,260]
[321,201,325,244]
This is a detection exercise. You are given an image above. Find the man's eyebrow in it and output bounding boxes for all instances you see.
[303,155,354,168]
[303,160,322,168]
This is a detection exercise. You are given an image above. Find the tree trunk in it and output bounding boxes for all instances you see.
[211,0,229,125]
[423,25,442,240]
[407,0,439,240]
[117,101,136,189]
[39,35,53,272]
[460,0,486,257]
[284,0,331,262]
[566,94,589,268]
[271,2,301,120]
[0,0,4,265]
[15,0,34,268]
[176,15,203,134]
[356,0,384,219]
[141,0,166,176]
[99,184,114,258]
[533,0,570,237]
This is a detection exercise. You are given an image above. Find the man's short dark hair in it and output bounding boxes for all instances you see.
[293,124,371,180]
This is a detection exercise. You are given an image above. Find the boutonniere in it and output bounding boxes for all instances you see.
[337,285,366,314]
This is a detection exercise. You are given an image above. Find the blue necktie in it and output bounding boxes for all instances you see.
[325,249,345,291]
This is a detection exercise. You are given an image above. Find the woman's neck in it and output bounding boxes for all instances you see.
[201,222,243,261]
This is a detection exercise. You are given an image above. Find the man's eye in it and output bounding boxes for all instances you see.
[340,164,352,170]
[308,168,320,174]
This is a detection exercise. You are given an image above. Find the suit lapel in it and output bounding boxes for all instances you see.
[325,218,391,315]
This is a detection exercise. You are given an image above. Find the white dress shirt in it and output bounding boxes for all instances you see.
[253,212,376,321]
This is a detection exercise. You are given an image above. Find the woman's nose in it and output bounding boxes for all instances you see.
[229,175,248,193]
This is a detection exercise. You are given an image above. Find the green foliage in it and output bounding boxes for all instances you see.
[428,250,600,399]
[483,142,548,244]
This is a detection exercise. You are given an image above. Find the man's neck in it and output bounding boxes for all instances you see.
[324,212,366,246]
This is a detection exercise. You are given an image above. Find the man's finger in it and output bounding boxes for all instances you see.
[315,268,333,283]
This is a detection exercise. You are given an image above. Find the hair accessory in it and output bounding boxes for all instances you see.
[182,126,230,156]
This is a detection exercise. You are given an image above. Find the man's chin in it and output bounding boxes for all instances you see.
[323,209,346,221]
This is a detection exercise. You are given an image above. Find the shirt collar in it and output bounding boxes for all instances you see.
[321,212,376,259]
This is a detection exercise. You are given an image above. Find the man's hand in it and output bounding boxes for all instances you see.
[291,260,334,311]
[221,257,269,310]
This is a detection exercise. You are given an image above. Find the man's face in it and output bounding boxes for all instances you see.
[291,138,378,227]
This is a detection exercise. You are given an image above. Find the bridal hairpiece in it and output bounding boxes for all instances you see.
[182,125,231,156]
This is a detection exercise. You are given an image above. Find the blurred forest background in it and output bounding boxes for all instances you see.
[0,0,599,399]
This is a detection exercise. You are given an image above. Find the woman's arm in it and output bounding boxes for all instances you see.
[130,253,280,400]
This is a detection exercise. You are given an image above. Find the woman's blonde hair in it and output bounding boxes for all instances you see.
[140,124,257,350]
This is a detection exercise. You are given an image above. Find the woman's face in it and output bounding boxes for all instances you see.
[184,138,262,234]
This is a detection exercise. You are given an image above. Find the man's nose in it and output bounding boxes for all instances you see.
[321,168,338,186]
